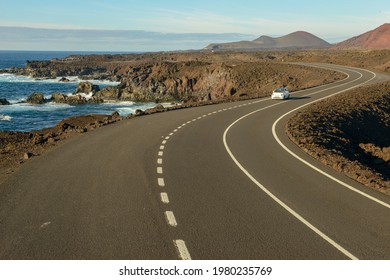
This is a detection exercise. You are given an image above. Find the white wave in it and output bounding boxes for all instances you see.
[104,100,135,106]
[59,76,119,86]
[2,102,72,113]
[6,98,25,104]
[80,78,120,86]
[116,107,136,115]
[0,74,59,84]
[0,74,119,86]
[101,101,154,116]
[160,102,180,108]
[0,114,12,121]
[67,92,94,100]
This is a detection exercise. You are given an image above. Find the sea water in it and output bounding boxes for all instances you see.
[0,51,155,132]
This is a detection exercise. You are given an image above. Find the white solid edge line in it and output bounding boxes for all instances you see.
[221,66,370,260]
[174,240,192,260]
[272,73,390,210]
[223,119,358,260]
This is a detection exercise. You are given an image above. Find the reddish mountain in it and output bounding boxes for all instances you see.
[332,23,390,49]
[205,31,331,50]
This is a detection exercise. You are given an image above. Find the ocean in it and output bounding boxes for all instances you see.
[0,51,155,132]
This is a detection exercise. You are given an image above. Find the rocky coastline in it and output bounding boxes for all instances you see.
[1,51,347,105]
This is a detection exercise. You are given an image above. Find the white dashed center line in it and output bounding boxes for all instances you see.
[155,101,258,260]
[160,192,170,204]
[158,178,165,187]
[174,240,192,260]
[165,211,178,227]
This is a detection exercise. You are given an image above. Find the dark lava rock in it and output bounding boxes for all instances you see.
[0,98,10,105]
[59,77,70,82]
[26,92,46,104]
[74,82,100,94]
[51,92,67,103]
[95,86,120,100]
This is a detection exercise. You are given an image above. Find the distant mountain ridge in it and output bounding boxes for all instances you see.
[205,31,331,50]
[332,23,390,49]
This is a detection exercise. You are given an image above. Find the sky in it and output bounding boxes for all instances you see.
[0,0,388,51]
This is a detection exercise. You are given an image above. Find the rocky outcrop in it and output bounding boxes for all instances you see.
[51,92,67,103]
[21,59,116,80]
[287,81,390,195]
[50,92,103,104]
[24,80,106,105]
[6,51,348,104]
[26,92,46,104]
[23,60,343,104]
[59,77,70,82]
[109,61,344,102]
[74,82,100,94]
[0,98,10,105]
[95,86,120,100]
[64,95,89,105]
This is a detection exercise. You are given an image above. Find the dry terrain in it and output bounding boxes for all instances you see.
[1,50,389,195]
[287,82,390,194]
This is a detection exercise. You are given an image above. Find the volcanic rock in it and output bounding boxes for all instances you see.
[0,98,10,105]
[66,94,88,104]
[59,77,70,82]
[26,92,46,104]
[74,82,100,94]
[51,92,67,103]
[95,86,120,100]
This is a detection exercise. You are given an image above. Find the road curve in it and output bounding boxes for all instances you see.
[0,63,389,260]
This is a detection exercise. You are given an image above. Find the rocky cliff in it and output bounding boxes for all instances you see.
[9,52,345,103]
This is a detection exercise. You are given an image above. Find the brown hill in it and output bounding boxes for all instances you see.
[205,31,331,50]
[332,23,390,49]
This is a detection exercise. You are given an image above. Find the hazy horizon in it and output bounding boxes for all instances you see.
[0,26,374,52]
[0,0,388,51]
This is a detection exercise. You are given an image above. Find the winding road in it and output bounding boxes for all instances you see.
[0,63,389,260]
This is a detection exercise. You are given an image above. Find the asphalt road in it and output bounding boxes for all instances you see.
[0,63,389,260]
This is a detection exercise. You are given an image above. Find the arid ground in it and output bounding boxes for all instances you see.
[1,49,389,194]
